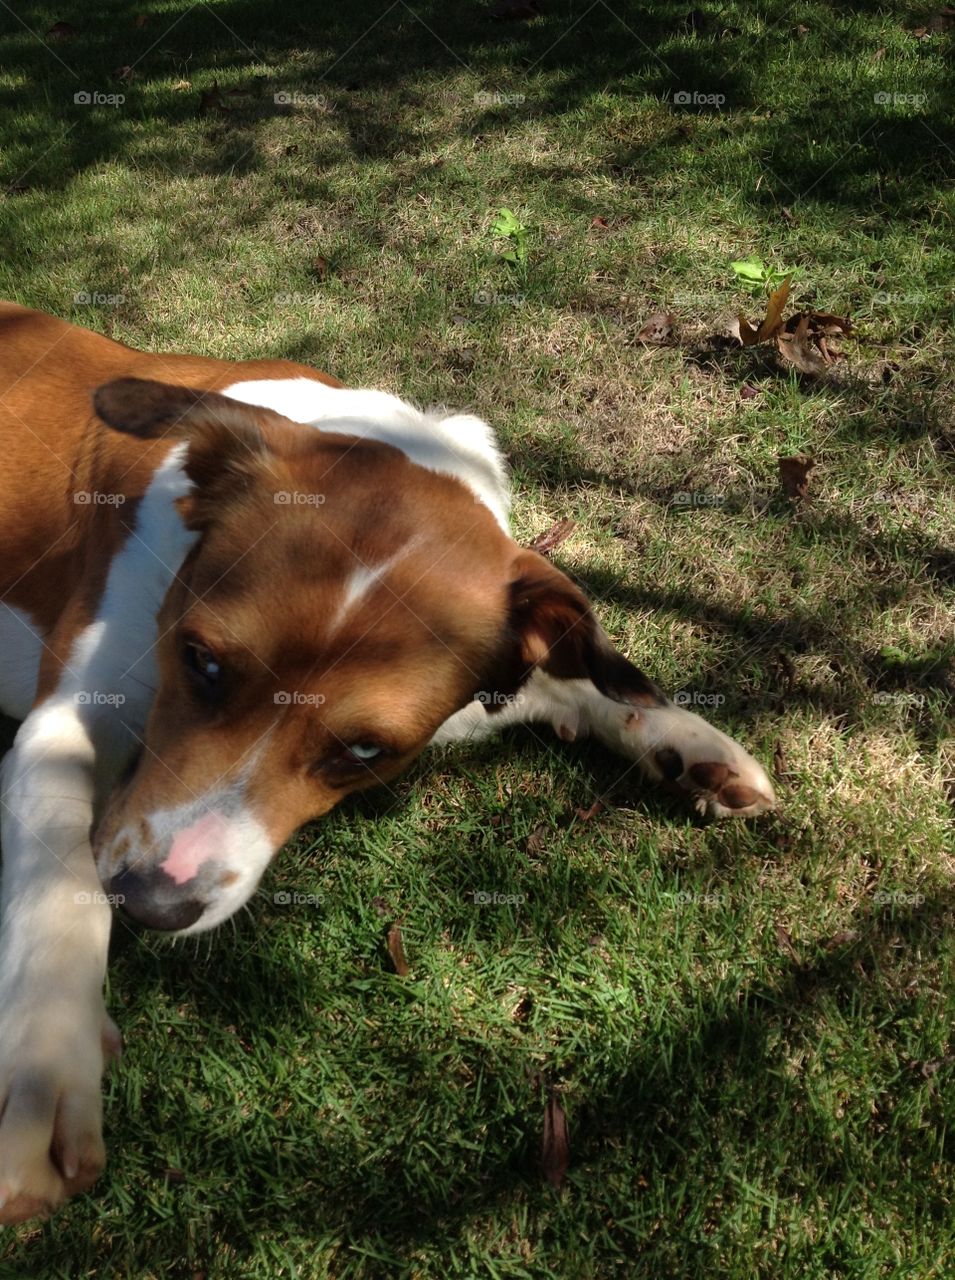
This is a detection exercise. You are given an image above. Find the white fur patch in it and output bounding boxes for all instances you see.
[0,605,44,721]
[221,377,512,531]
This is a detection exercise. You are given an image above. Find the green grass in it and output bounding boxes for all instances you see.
[1,1,953,1276]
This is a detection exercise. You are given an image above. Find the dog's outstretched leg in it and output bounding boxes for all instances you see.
[0,701,117,1224]
[433,668,775,819]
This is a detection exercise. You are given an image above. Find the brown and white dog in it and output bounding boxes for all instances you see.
[0,301,774,1223]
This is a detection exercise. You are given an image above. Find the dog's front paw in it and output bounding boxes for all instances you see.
[0,1006,119,1225]
[608,702,776,819]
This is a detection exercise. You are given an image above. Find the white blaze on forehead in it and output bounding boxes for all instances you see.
[220,377,511,532]
[330,540,418,633]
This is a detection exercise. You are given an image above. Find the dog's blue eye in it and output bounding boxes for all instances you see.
[345,743,381,762]
[186,642,220,683]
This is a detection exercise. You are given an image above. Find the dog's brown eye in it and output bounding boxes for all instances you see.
[185,641,221,684]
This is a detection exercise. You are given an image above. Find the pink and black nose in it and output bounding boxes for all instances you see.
[108,867,205,932]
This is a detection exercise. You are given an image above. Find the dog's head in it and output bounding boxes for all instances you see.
[90,378,659,933]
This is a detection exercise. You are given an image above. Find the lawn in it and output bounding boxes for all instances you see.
[0,1,953,1276]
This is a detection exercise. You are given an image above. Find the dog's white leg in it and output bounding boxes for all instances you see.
[0,701,118,1225]
[433,670,775,818]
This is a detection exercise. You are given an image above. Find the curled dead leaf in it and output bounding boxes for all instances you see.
[528,517,576,556]
[385,924,410,976]
[636,311,676,344]
[778,455,815,501]
[541,1091,569,1188]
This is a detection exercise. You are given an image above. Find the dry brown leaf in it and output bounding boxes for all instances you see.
[575,799,605,821]
[823,930,860,950]
[590,215,609,230]
[778,455,815,500]
[775,922,799,962]
[756,277,791,341]
[772,741,789,779]
[386,924,410,976]
[541,1092,569,1189]
[636,311,676,344]
[528,517,576,556]
[526,824,549,856]
[738,277,791,346]
[777,313,828,375]
[198,81,229,117]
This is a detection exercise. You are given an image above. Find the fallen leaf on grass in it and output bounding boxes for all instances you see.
[777,313,828,375]
[527,517,576,556]
[526,824,549,856]
[541,1092,569,1189]
[772,741,789,779]
[590,215,609,230]
[775,923,800,963]
[822,930,860,950]
[385,924,410,976]
[198,81,229,117]
[636,311,676,344]
[738,277,790,345]
[778,455,815,500]
[575,799,605,821]
[740,384,760,401]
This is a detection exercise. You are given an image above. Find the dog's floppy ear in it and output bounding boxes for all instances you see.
[93,377,282,527]
[488,549,667,706]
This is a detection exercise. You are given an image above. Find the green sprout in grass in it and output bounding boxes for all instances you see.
[731,256,801,296]
[491,207,531,272]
